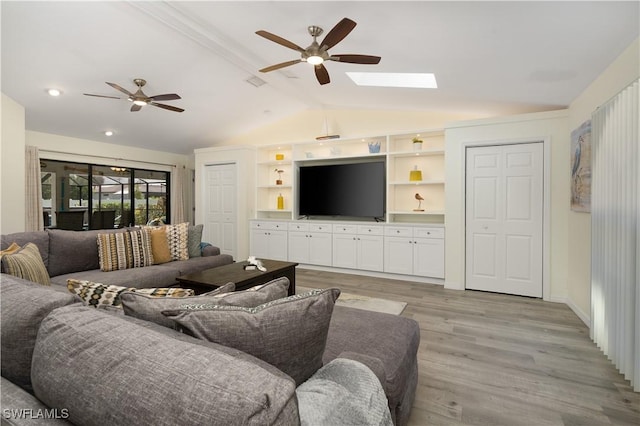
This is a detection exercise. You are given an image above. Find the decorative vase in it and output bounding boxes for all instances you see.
[409,165,423,181]
[277,193,284,210]
[275,153,284,161]
[368,141,381,154]
[413,141,423,151]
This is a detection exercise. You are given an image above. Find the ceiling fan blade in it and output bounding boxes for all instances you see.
[330,54,381,64]
[314,64,330,85]
[259,59,302,73]
[130,104,143,112]
[256,30,305,52]
[106,82,134,97]
[320,18,356,50]
[83,93,121,99]
[150,102,184,113]
[149,93,181,101]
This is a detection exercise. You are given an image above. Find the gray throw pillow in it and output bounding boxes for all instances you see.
[188,224,204,258]
[162,287,341,385]
[121,282,235,328]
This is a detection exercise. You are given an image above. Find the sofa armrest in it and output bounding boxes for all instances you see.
[201,244,220,256]
[337,351,387,389]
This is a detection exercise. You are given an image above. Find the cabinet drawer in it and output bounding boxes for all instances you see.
[310,223,332,233]
[414,227,445,239]
[357,225,384,236]
[251,221,288,231]
[288,222,309,231]
[333,224,358,234]
[385,227,413,237]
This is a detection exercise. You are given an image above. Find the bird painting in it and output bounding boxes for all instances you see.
[414,193,425,212]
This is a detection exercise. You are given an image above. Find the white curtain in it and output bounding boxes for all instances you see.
[25,146,44,231]
[591,79,639,391]
[171,165,187,224]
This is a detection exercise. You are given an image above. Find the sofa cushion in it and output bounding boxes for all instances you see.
[165,222,189,261]
[121,282,235,328]
[67,279,194,308]
[165,253,234,276]
[163,288,340,385]
[0,274,80,393]
[149,227,171,264]
[49,264,181,289]
[1,231,49,270]
[47,229,126,277]
[1,243,51,286]
[31,304,300,426]
[1,377,72,425]
[188,224,204,258]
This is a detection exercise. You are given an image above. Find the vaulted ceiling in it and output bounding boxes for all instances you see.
[2,1,638,154]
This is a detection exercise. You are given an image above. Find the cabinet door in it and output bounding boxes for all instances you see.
[288,231,310,263]
[332,234,358,269]
[268,230,288,261]
[384,236,414,274]
[250,229,271,259]
[414,238,445,278]
[308,232,332,266]
[357,235,384,272]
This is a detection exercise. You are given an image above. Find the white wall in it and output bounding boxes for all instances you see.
[566,38,640,322]
[444,110,570,303]
[0,94,26,234]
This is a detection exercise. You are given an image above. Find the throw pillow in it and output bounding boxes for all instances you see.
[203,276,289,308]
[121,282,236,328]
[165,223,189,261]
[128,228,154,267]
[0,242,21,258]
[162,288,341,385]
[67,279,194,308]
[149,227,171,264]
[97,232,132,272]
[188,224,204,258]
[1,243,50,286]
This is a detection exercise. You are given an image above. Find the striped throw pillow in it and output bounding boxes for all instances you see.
[128,228,154,268]
[1,243,50,286]
[97,232,132,272]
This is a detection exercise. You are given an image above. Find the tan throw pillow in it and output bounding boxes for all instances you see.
[1,243,50,286]
[165,223,189,261]
[0,242,21,258]
[67,279,194,308]
[149,228,171,264]
[162,288,341,385]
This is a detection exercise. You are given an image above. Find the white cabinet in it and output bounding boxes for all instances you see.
[250,221,288,261]
[287,222,332,266]
[332,224,384,272]
[384,226,444,278]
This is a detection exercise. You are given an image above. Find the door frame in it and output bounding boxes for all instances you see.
[459,137,551,300]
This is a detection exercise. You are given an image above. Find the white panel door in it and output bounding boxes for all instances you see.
[465,143,543,297]
[205,163,237,258]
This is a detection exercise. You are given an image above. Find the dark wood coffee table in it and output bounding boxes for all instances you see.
[176,259,298,296]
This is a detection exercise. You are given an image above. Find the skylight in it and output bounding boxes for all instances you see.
[346,72,437,89]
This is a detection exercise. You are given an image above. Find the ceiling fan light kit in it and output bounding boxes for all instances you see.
[84,78,184,113]
[256,17,381,85]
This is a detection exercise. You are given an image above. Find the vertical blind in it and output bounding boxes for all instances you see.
[591,79,639,391]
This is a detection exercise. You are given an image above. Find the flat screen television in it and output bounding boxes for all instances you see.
[298,161,386,219]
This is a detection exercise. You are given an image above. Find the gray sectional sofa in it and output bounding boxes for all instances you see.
[0,228,234,288]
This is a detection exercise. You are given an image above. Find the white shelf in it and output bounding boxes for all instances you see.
[388,210,445,215]
[388,149,444,157]
[389,180,445,185]
[257,184,293,189]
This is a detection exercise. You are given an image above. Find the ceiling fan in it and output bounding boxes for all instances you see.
[83,79,184,113]
[256,17,381,85]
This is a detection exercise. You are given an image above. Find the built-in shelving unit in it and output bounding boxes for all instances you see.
[255,129,445,224]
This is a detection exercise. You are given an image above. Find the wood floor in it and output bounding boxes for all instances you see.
[296,268,640,426]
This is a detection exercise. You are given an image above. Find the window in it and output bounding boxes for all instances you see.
[40,160,170,229]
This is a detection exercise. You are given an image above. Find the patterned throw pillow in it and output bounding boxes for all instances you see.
[165,223,189,261]
[128,228,154,267]
[149,227,171,264]
[67,279,194,308]
[162,288,341,385]
[204,277,289,308]
[97,232,132,272]
[1,243,50,286]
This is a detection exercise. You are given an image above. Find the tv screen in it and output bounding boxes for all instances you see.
[298,161,385,219]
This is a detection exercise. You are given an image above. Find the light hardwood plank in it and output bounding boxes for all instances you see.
[296,268,640,426]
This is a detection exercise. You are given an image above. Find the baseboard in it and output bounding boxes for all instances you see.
[296,264,445,286]
[566,297,591,328]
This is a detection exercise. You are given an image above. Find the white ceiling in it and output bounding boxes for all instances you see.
[2,1,638,155]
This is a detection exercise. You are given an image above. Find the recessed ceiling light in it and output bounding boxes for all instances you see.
[104,131,114,136]
[47,88,61,97]
[346,72,437,89]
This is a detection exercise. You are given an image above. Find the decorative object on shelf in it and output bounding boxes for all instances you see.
[368,141,381,154]
[275,153,284,161]
[409,165,423,182]
[274,169,284,185]
[330,146,341,156]
[277,193,284,210]
[414,193,425,212]
[412,136,423,151]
